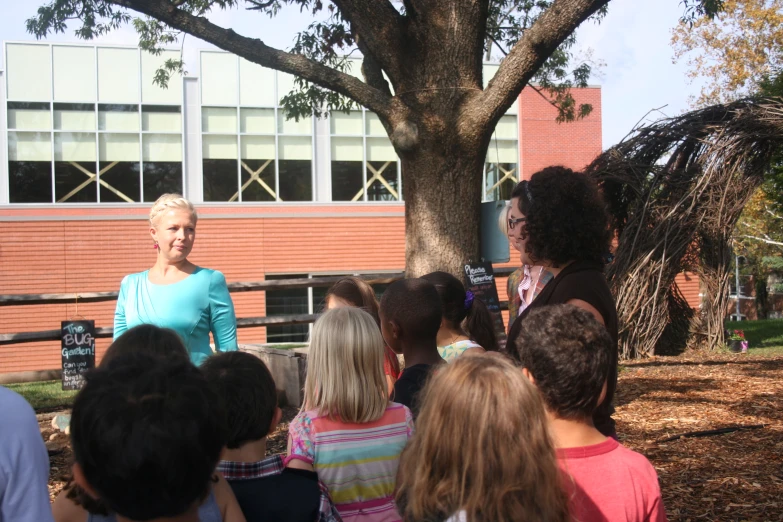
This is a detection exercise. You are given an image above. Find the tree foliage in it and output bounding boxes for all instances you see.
[672,0,783,106]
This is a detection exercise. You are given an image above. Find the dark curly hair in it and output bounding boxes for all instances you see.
[511,166,611,266]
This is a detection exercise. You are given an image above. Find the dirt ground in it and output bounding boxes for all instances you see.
[42,352,783,521]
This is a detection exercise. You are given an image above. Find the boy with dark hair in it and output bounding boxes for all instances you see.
[515,305,667,522]
[380,278,444,416]
[201,351,341,522]
[65,352,232,522]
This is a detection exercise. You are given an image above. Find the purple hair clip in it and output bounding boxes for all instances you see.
[464,290,475,310]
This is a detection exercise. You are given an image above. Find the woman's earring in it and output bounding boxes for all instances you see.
[153,242,159,250]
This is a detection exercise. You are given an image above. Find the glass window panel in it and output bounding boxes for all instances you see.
[8,102,51,131]
[482,64,498,89]
[203,135,238,160]
[484,162,518,201]
[100,161,140,203]
[9,161,52,203]
[143,162,182,201]
[277,112,312,135]
[366,137,397,162]
[239,58,276,107]
[201,52,238,106]
[332,161,364,201]
[6,43,52,101]
[278,136,312,160]
[365,112,387,136]
[494,115,518,139]
[486,140,518,164]
[143,134,182,162]
[366,161,399,201]
[240,108,275,134]
[8,132,52,162]
[203,159,238,202]
[278,160,312,201]
[202,107,237,133]
[55,133,96,162]
[331,137,363,161]
[241,135,275,159]
[141,50,182,105]
[55,162,97,203]
[98,105,139,131]
[142,106,181,132]
[241,159,276,202]
[265,274,309,343]
[330,111,363,135]
[98,48,140,103]
[54,103,96,131]
[99,134,140,162]
[277,72,296,106]
[53,46,96,102]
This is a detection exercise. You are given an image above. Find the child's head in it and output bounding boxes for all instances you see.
[325,276,380,322]
[70,352,226,520]
[421,271,499,351]
[395,355,568,522]
[513,304,613,420]
[201,351,281,449]
[102,324,189,367]
[379,278,442,353]
[305,307,388,422]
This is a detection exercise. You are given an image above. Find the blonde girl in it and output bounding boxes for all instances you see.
[286,307,414,522]
[395,355,569,522]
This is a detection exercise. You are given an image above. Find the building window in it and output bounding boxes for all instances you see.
[484,115,519,201]
[265,274,310,343]
[330,111,401,202]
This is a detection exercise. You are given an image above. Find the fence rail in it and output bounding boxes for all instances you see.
[0,268,515,345]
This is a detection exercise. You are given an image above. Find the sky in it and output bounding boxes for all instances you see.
[0,0,706,149]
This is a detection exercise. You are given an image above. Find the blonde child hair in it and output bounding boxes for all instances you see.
[497,201,511,236]
[395,355,569,522]
[304,307,388,423]
[149,193,198,227]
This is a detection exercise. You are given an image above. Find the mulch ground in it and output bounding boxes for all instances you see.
[42,352,783,521]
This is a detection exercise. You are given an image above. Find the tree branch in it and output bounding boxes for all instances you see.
[355,31,392,97]
[473,0,610,126]
[107,0,396,117]
[331,0,405,84]
[739,234,783,248]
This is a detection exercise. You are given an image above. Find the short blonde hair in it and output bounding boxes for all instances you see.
[304,307,387,423]
[149,194,198,227]
[497,202,511,236]
[396,355,569,522]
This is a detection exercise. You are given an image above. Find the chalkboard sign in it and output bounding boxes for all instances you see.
[463,262,508,351]
[61,320,96,391]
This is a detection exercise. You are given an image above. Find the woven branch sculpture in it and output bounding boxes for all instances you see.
[585,98,783,359]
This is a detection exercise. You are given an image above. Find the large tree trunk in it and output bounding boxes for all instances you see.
[401,138,486,277]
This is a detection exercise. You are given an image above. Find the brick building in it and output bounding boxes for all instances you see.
[0,41,614,378]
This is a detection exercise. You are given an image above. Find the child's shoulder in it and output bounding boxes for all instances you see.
[612,441,661,482]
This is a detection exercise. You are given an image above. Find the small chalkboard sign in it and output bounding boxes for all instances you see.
[463,262,508,351]
[61,320,96,391]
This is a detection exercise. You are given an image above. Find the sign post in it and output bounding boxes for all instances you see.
[61,320,96,391]
[463,262,507,351]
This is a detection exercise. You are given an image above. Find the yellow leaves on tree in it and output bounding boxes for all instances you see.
[672,0,783,107]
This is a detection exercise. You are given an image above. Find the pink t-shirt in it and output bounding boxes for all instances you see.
[558,438,667,522]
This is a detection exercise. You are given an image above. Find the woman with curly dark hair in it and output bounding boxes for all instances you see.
[506,166,618,437]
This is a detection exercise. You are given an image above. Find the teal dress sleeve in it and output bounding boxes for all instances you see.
[113,276,129,341]
[208,270,238,352]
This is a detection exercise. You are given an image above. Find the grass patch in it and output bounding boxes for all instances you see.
[3,380,77,411]
[725,318,783,356]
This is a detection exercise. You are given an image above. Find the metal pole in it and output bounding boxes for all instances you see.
[735,254,742,320]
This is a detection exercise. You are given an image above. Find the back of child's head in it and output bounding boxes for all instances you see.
[325,276,380,323]
[70,352,226,520]
[513,304,613,420]
[395,355,568,522]
[379,278,442,343]
[101,324,189,367]
[421,271,499,351]
[306,307,388,423]
[201,351,278,449]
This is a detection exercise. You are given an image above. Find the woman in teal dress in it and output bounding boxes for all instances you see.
[113,194,238,365]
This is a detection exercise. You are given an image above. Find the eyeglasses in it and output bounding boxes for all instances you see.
[508,217,527,230]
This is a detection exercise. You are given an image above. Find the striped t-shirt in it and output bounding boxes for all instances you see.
[287,402,414,522]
